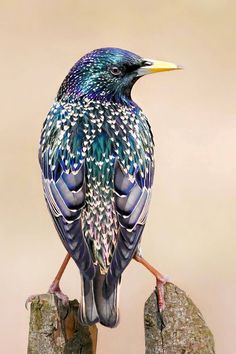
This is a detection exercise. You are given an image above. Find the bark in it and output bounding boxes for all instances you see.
[27,294,97,354]
[144,283,215,354]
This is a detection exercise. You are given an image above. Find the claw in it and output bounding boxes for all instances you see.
[25,295,38,310]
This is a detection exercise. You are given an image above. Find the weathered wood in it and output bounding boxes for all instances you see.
[27,294,97,354]
[144,283,215,354]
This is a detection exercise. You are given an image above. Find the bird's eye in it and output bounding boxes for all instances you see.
[109,66,122,76]
[142,60,152,67]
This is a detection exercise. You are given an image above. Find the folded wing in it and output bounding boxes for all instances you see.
[106,160,154,289]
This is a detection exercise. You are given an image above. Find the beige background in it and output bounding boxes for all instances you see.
[1,1,236,353]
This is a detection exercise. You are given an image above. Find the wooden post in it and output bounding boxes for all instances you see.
[27,294,97,354]
[144,283,215,354]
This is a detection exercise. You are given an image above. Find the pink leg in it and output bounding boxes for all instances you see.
[134,254,168,312]
[48,253,71,304]
[25,253,71,309]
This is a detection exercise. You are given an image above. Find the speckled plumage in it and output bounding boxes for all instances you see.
[39,48,155,327]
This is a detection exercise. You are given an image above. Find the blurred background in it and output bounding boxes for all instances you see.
[1,1,236,353]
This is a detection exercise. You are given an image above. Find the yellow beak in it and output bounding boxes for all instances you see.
[137,59,183,76]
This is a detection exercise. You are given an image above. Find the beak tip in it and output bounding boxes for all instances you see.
[177,64,184,70]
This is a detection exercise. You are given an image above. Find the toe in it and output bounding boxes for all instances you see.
[25,295,38,310]
[156,280,166,312]
[48,288,69,305]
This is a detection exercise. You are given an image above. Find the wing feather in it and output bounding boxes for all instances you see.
[106,160,153,287]
[41,160,95,279]
[39,102,95,280]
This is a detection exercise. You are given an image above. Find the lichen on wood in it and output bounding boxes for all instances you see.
[27,294,97,354]
[144,283,215,354]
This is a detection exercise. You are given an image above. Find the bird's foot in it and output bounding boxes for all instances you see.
[48,280,69,306]
[134,254,169,312]
[25,254,71,310]
[155,274,169,312]
[25,285,69,310]
[150,266,169,312]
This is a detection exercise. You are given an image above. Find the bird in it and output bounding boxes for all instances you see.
[38,47,181,328]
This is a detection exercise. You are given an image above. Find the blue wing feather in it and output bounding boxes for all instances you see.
[39,103,95,279]
[106,160,153,287]
[42,161,95,279]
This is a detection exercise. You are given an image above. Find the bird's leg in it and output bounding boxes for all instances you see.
[48,253,71,304]
[134,254,168,312]
[25,253,71,309]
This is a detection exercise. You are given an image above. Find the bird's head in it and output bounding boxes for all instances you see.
[57,47,181,103]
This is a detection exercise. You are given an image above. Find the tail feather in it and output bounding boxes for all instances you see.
[79,275,99,325]
[93,268,120,328]
[79,267,120,328]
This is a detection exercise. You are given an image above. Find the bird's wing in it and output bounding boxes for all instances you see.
[39,103,95,279]
[106,158,154,287]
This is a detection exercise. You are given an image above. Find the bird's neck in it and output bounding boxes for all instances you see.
[57,72,137,107]
[60,91,138,109]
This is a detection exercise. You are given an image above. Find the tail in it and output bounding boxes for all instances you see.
[79,275,99,325]
[79,267,120,328]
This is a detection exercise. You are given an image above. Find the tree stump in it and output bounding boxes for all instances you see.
[27,294,97,354]
[144,283,215,354]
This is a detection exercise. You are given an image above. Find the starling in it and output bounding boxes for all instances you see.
[38,48,181,327]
